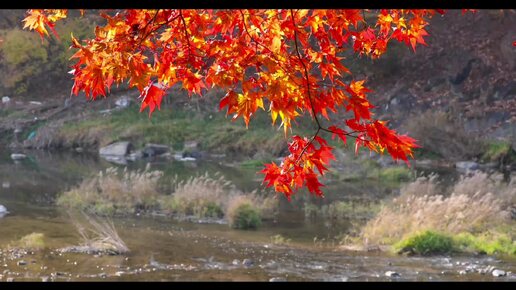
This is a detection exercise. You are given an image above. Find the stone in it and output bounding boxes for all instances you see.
[390,97,400,106]
[184,141,199,151]
[99,141,133,157]
[6,277,14,282]
[2,96,10,104]
[492,269,506,277]
[101,156,128,165]
[10,153,27,160]
[455,161,479,172]
[17,260,27,266]
[178,157,196,162]
[385,271,400,278]
[378,156,394,167]
[242,259,254,267]
[142,143,169,157]
[115,96,131,109]
[126,150,143,161]
[269,277,287,282]
[182,151,202,159]
[41,276,50,282]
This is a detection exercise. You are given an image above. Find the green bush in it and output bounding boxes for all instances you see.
[194,201,224,219]
[379,167,412,182]
[481,141,515,164]
[394,231,455,255]
[11,233,46,250]
[229,203,262,230]
[454,232,516,256]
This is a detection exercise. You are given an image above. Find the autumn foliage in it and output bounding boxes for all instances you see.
[21,9,447,199]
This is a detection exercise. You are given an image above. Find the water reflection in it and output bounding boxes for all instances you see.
[0,150,514,281]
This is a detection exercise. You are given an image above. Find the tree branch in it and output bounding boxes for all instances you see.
[179,10,193,60]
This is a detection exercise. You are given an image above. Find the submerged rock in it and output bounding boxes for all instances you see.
[242,259,254,267]
[126,150,143,161]
[58,244,127,256]
[0,204,8,218]
[142,143,169,157]
[492,269,506,277]
[455,161,479,172]
[10,153,27,160]
[115,96,131,109]
[385,271,401,278]
[269,277,287,282]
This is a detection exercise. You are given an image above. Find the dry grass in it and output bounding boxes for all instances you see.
[160,172,233,218]
[161,172,278,223]
[57,164,163,215]
[359,171,514,247]
[66,212,129,255]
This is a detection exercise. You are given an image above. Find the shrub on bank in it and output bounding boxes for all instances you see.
[226,196,262,230]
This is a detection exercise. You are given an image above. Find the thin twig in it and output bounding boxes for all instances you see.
[179,10,193,60]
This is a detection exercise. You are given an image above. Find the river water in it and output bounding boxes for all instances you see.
[0,150,514,281]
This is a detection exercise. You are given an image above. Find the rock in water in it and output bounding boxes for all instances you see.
[115,96,131,109]
[142,143,169,157]
[242,259,254,267]
[0,204,8,217]
[492,269,506,277]
[455,161,479,172]
[99,141,133,157]
[269,277,287,282]
[10,153,27,160]
[385,271,401,278]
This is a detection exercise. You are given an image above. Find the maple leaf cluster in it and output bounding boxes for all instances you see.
[23,9,441,199]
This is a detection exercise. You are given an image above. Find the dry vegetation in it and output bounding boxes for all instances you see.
[58,167,278,229]
[60,213,129,255]
[355,171,515,255]
[161,172,278,228]
[57,164,163,215]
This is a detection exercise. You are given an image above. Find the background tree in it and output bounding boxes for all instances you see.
[22,9,462,199]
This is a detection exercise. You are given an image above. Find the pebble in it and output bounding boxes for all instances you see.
[41,276,50,282]
[459,270,467,275]
[232,259,239,265]
[17,260,27,266]
[6,277,14,282]
[385,271,401,278]
[242,259,254,267]
[269,277,287,282]
[492,269,506,277]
